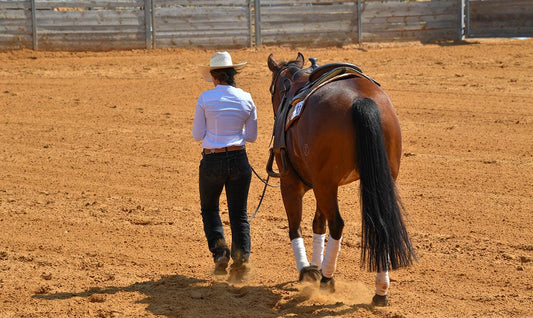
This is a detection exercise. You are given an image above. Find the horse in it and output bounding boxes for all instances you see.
[266,52,416,306]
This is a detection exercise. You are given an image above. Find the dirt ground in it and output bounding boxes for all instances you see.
[0,38,532,318]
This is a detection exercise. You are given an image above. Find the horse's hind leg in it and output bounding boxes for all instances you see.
[313,186,344,292]
[371,169,397,306]
[372,271,390,306]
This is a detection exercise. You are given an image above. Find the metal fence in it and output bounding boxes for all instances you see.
[1,0,532,51]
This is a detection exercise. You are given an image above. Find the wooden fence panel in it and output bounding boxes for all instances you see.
[0,0,30,9]
[156,0,248,6]
[34,0,147,51]
[0,0,32,49]
[467,0,533,38]
[1,0,532,51]
[152,1,251,48]
[262,0,354,4]
[259,0,357,46]
[34,0,145,9]
[361,0,459,43]
[153,0,252,47]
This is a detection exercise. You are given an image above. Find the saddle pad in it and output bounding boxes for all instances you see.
[289,101,304,122]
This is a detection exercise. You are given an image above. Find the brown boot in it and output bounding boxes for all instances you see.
[213,241,230,275]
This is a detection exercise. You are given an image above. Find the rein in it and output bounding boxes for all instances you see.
[248,135,279,222]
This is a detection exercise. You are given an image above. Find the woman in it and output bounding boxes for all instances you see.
[192,52,258,279]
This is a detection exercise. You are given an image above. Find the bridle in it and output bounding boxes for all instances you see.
[270,65,291,95]
[270,65,309,111]
[270,56,318,102]
[270,66,292,116]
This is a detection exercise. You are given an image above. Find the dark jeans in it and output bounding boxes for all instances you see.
[199,149,251,264]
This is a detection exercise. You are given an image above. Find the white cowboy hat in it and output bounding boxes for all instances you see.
[200,51,247,82]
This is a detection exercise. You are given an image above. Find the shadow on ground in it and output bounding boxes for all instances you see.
[34,274,381,317]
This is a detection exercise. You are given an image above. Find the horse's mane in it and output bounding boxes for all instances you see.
[280,59,303,72]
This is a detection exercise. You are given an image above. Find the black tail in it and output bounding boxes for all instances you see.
[352,98,416,272]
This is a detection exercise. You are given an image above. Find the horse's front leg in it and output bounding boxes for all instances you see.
[310,204,327,269]
[280,178,318,281]
[290,204,327,282]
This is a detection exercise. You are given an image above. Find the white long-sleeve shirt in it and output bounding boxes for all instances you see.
[192,85,257,149]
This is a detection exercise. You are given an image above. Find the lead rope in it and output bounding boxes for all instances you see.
[248,135,279,222]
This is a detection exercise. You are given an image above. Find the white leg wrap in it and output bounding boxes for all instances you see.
[311,233,326,268]
[321,235,342,278]
[291,237,310,272]
[375,271,390,296]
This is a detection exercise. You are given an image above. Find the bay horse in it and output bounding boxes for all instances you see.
[266,53,416,306]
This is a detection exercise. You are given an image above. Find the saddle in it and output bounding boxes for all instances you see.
[285,63,380,131]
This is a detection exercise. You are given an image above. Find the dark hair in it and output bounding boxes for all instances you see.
[210,68,238,87]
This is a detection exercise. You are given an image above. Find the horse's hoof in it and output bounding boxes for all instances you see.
[371,294,389,307]
[320,275,335,293]
[299,265,321,282]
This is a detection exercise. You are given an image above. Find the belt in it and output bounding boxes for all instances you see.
[203,145,245,155]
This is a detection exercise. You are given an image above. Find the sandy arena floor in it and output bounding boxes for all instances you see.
[0,39,532,317]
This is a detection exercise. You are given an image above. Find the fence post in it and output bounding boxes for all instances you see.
[357,0,362,44]
[31,0,37,50]
[254,0,261,46]
[144,0,152,49]
[151,0,155,48]
[458,0,465,41]
[248,0,252,47]
[464,0,470,39]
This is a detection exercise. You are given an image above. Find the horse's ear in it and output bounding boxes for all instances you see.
[296,52,305,68]
[268,53,279,72]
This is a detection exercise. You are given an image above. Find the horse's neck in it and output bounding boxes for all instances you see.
[288,72,309,99]
[287,81,306,100]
